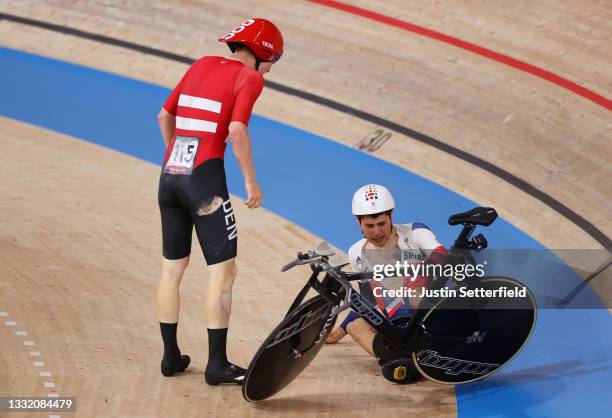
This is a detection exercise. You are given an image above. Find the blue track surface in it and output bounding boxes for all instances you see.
[1,47,609,417]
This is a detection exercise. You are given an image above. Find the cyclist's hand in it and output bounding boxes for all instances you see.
[244,179,263,208]
[325,327,346,344]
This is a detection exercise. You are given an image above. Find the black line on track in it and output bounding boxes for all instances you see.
[1,12,609,249]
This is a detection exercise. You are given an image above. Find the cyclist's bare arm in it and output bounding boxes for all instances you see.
[157,108,175,147]
[229,121,262,209]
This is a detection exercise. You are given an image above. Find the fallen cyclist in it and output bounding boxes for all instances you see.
[326,184,450,383]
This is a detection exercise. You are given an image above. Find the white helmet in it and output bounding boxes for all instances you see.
[352,184,395,216]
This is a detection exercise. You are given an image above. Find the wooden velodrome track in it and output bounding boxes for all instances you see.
[0,1,610,417]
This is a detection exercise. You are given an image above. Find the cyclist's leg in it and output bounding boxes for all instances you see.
[338,304,412,354]
[206,258,237,328]
[157,255,190,323]
[157,185,193,323]
[375,308,423,384]
[157,175,193,376]
[346,318,377,356]
[188,160,243,384]
[189,161,238,329]
[196,223,243,384]
[193,207,238,379]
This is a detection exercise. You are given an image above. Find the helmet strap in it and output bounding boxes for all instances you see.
[255,57,262,71]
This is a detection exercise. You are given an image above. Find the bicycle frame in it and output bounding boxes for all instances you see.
[286,220,488,356]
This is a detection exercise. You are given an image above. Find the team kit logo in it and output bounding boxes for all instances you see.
[266,304,338,349]
[221,19,275,52]
[364,184,380,209]
[349,291,383,325]
[223,199,237,240]
[222,19,255,40]
[417,350,500,376]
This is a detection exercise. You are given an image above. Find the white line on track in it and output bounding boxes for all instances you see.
[3,311,62,402]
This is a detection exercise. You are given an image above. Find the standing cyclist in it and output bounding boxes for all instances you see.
[155,18,283,385]
[326,184,449,383]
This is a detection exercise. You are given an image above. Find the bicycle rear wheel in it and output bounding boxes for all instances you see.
[242,295,338,402]
[413,277,537,384]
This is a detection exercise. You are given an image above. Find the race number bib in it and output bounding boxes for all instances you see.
[164,136,200,175]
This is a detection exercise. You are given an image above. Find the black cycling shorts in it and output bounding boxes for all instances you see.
[158,158,237,265]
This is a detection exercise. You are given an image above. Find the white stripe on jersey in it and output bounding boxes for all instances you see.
[175,116,218,133]
[178,94,222,113]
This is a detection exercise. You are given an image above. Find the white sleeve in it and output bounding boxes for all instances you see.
[411,223,443,258]
[347,240,365,272]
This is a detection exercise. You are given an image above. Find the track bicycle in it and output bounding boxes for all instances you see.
[242,207,537,402]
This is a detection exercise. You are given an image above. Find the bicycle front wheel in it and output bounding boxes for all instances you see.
[412,277,537,384]
[242,295,338,402]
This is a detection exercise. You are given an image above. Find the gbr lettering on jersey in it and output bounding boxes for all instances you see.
[357,247,425,273]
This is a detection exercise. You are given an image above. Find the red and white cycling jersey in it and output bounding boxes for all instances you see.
[162,56,264,170]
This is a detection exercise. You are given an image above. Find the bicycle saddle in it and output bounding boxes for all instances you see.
[448,207,498,226]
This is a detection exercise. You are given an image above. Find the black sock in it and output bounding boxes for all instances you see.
[160,322,181,362]
[207,328,228,371]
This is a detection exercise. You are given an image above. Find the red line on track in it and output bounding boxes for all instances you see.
[308,0,612,111]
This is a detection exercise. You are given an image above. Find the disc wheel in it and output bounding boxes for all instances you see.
[242,295,338,402]
[413,277,537,384]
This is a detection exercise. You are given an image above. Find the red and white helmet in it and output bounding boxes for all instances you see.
[219,18,284,63]
[352,184,395,216]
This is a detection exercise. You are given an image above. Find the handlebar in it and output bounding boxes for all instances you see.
[281,249,347,274]
[280,250,321,272]
[280,245,357,313]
